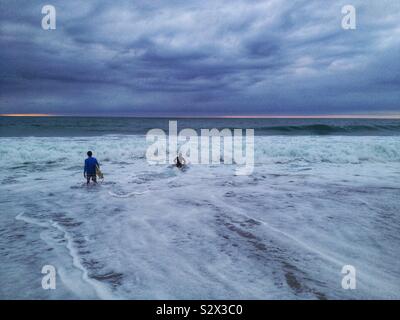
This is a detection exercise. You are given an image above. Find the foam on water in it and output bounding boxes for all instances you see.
[1,135,399,299]
[108,191,149,198]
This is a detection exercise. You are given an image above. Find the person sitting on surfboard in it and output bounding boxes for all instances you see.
[174,152,186,169]
[84,151,100,184]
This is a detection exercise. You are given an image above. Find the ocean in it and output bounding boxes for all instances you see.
[0,117,399,299]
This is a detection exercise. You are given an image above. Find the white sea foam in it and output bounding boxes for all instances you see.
[14,212,115,299]
[108,191,148,198]
[1,135,399,299]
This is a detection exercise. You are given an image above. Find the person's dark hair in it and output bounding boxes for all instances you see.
[87,151,93,157]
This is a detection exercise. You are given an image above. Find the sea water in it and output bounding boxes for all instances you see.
[0,117,399,299]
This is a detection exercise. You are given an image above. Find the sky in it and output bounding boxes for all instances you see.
[0,0,399,116]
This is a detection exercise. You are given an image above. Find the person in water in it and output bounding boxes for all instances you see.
[84,151,100,184]
[174,152,186,168]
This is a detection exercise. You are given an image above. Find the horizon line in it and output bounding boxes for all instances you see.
[0,113,55,117]
[1,113,400,119]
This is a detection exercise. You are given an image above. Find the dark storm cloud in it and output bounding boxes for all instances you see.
[0,0,399,115]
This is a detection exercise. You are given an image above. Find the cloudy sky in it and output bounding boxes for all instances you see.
[0,0,399,116]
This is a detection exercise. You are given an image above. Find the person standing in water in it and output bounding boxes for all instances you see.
[174,152,186,169]
[84,151,100,184]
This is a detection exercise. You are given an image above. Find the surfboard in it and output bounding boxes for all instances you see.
[96,165,104,179]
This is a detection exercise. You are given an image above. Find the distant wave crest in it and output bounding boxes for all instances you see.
[256,124,400,135]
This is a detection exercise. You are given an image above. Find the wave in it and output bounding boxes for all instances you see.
[0,135,399,170]
[254,136,400,164]
[256,124,400,135]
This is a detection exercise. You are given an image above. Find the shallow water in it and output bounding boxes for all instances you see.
[0,133,399,299]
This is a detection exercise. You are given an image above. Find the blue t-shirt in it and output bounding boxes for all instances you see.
[84,157,99,175]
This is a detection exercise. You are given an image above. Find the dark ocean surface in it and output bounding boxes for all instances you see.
[1,117,400,136]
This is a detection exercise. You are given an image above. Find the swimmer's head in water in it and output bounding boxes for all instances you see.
[87,151,93,157]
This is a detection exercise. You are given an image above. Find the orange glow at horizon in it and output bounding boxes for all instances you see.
[1,113,400,119]
[0,113,53,117]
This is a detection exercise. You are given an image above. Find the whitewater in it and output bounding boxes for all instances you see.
[1,133,400,299]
